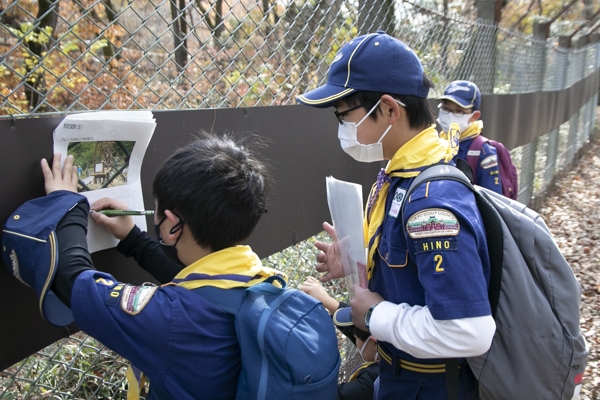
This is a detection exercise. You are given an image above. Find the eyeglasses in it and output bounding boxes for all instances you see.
[439,105,470,117]
[334,102,374,124]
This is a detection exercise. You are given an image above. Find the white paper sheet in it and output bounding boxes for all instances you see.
[326,176,368,297]
[53,111,156,253]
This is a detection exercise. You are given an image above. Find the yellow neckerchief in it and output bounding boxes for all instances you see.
[440,120,483,143]
[126,245,287,399]
[363,125,459,280]
[170,245,287,289]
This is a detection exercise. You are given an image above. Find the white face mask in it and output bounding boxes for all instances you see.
[337,99,405,163]
[437,109,474,133]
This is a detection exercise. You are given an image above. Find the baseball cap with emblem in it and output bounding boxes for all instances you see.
[296,30,429,108]
[2,191,88,327]
[437,80,481,111]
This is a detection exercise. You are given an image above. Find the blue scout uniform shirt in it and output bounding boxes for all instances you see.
[71,270,240,400]
[369,173,492,365]
[456,137,503,195]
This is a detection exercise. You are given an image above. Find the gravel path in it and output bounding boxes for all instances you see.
[537,130,600,399]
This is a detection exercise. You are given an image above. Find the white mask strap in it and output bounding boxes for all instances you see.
[356,100,381,127]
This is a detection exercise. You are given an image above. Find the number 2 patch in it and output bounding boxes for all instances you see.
[433,253,445,274]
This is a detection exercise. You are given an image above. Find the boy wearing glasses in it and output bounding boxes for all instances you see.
[436,80,504,195]
[297,31,494,399]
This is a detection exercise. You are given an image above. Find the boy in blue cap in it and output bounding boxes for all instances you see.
[297,31,495,399]
[437,80,518,199]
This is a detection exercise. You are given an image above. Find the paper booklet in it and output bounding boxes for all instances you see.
[54,111,156,253]
[325,176,368,297]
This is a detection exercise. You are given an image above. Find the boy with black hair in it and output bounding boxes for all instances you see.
[31,133,323,400]
[297,31,495,399]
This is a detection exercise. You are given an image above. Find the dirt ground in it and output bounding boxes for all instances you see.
[537,131,600,399]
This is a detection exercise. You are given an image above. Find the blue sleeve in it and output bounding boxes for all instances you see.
[476,143,503,195]
[404,180,491,320]
[71,271,240,399]
[71,270,171,379]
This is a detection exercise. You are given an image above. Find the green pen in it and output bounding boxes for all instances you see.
[91,210,155,217]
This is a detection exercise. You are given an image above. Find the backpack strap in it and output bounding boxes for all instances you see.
[465,135,487,185]
[191,275,288,314]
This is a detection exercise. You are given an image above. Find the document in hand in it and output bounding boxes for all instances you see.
[53,111,156,253]
[325,176,368,295]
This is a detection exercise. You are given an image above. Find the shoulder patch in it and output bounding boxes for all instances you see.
[481,155,498,169]
[406,208,460,239]
[121,283,158,315]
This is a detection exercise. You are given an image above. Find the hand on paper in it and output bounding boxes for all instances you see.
[90,197,136,241]
[41,153,78,195]
[350,284,384,332]
[314,222,345,282]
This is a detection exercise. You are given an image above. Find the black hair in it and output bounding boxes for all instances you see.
[152,132,271,252]
[341,73,435,130]
[350,326,371,343]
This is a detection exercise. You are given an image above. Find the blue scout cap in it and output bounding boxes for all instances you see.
[2,191,87,327]
[437,80,481,110]
[296,31,429,108]
[333,306,354,327]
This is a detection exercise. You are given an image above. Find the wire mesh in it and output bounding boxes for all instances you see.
[0,0,597,116]
[1,0,599,398]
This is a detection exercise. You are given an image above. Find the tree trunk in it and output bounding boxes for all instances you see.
[170,0,188,74]
[358,0,395,35]
[26,0,60,112]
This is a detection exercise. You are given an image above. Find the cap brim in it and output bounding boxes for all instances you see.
[333,307,354,327]
[36,231,74,327]
[296,84,356,108]
[436,95,474,109]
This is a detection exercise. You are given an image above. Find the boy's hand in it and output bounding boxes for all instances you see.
[300,276,330,303]
[300,276,339,314]
[90,198,136,241]
[315,222,345,282]
[41,153,78,195]
[350,284,384,332]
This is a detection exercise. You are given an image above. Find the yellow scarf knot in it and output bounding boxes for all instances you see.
[363,125,459,280]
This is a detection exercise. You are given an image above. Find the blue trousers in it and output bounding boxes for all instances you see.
[374,359,479,400]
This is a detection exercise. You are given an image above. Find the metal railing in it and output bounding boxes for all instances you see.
[1,0,598,398]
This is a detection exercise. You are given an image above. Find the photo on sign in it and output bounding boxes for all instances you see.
[67,140,135,192]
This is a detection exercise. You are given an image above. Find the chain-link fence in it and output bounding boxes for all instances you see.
[1,0,599,398]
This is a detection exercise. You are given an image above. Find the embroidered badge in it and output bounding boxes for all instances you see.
[415,238,458,253]
[388,187,407,218]
[481,155,498,169]
[406,208,460,239]
[121,284,158,315]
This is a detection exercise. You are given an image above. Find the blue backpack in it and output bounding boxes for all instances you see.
[194,276,341,400]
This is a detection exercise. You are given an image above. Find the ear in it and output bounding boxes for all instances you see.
[164,209,183,240]
[470,110,481,123]
[380,94,402,125]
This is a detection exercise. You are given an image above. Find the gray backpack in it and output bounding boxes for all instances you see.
[405,163,588,400]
